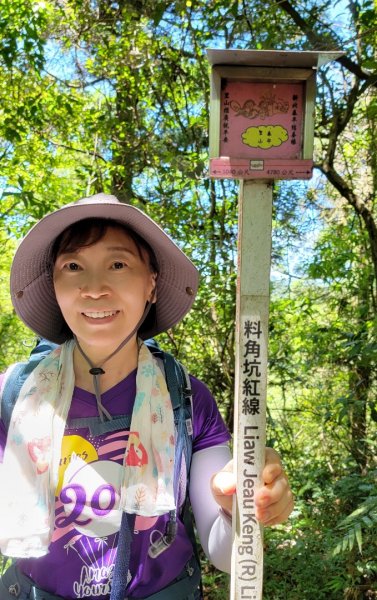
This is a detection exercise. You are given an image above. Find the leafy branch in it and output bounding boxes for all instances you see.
[332,495,377,555]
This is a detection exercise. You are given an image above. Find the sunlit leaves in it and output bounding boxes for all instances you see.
[0,0,50,71]
[333,495,377,556]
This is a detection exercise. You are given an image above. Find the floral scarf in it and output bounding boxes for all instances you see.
[0,340,175,558]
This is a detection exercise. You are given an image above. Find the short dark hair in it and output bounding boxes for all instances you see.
[51,217,159,273]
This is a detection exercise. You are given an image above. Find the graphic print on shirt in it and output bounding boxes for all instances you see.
[53,431,158,598]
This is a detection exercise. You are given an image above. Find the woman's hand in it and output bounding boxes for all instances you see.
[210,447,294,526]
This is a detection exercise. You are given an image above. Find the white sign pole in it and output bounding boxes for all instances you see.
[231,179,273,600]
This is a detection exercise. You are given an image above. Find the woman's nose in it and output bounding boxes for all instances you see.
[79,273,110,298]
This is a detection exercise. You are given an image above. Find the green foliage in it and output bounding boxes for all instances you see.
[0,0,48,71]
[333,492,377,556]
[0,226,36,369]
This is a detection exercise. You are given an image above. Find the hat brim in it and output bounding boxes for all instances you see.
[10,195,199,344]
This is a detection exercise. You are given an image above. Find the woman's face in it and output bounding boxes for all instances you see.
[53,226,156,352]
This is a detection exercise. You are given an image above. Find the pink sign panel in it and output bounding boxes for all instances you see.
[220,80,305,160]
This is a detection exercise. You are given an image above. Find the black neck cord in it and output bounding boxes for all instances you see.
[74,299,154,421]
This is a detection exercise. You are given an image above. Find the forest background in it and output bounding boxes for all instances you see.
[0,0,376,598]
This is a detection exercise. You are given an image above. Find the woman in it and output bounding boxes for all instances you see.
[0,193,293,599]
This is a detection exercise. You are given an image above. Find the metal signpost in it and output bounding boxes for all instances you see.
[207,48,342,600]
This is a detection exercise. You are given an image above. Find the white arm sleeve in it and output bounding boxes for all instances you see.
[189,444,233,573]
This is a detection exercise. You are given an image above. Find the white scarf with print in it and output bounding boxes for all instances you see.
[0,340,175,557]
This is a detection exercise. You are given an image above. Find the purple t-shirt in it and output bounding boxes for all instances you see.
[0,370,230,598]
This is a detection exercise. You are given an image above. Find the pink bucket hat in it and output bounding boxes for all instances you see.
[10,193,199,344]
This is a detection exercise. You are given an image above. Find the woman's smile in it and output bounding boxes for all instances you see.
[81,309,120,321]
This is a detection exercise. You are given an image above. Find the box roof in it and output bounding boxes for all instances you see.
[206,48,343,69]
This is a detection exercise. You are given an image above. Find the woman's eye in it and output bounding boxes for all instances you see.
[65,262,80,271]
[112,262,126,270]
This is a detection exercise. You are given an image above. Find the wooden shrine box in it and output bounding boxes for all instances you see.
[208,49,342,180]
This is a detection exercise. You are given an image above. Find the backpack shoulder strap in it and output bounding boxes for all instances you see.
[0,339,58,429]
[145,339,193,480]
[164,353,194,475]
[145,340,200,578]
[1,362,27,429]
